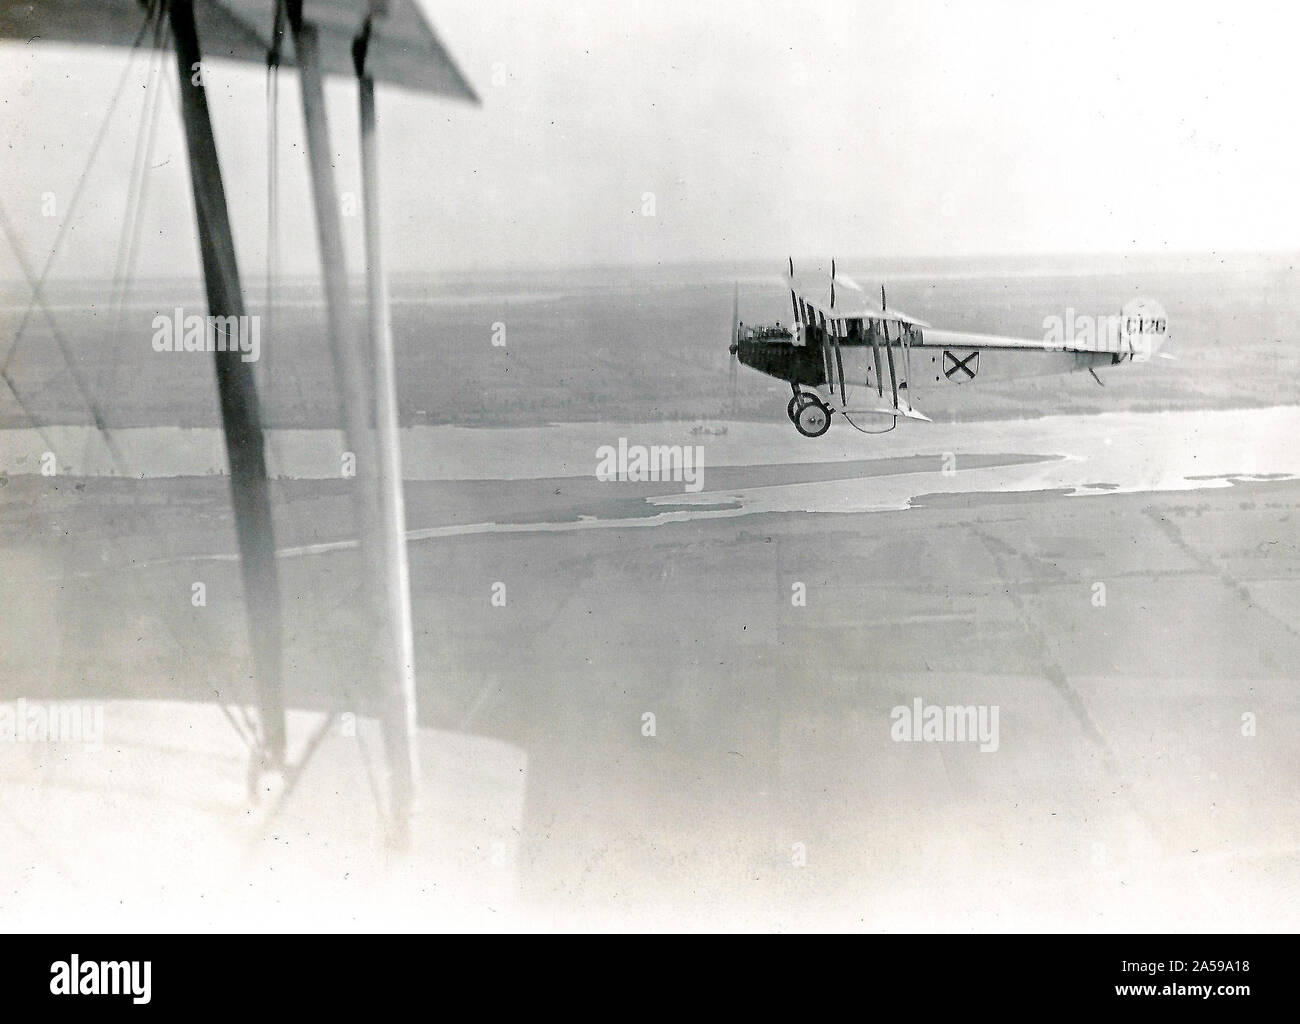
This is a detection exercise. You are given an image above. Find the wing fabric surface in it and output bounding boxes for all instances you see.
[0,0,477,100]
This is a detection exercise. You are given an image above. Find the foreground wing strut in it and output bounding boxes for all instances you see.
[169,0,285,767]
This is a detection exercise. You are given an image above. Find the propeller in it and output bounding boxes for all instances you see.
[729,280,739,407]
[729,280,739,355]
[788,255,801,343]
[830,258,835,310]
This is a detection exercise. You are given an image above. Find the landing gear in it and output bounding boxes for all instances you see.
[788,386,831,436]
[794,395,831,437]
[787,386,815,420]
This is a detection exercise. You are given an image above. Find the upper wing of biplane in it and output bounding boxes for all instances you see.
[785,263,931,327]
[0,0,476,99]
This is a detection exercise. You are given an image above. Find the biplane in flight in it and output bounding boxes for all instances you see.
[730,259,1170,436]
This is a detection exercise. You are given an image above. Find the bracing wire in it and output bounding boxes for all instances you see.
[110,10,166,302]
[217,703,260,755]
[0,203,130,474]
[101,10,171,441]
[0,0,160,477]
[266,61,280,379]
[842,410,898,435]
[1,1,158,378]
[118,14,172,317]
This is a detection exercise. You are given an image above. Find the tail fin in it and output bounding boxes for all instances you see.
[1121,296,1170,362]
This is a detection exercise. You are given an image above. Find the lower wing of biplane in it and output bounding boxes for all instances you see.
[729,260,1170,437]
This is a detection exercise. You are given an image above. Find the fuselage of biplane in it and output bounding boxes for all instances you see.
[736,314,1134,395]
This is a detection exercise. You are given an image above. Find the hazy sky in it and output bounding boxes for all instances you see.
[2,0,1298,281]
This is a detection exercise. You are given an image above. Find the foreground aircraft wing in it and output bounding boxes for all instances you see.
[0,0,476,100]
[1,0,476,831]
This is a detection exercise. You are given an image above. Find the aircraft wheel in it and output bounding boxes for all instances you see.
[787,391,817,423]
[794,398,831,438]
